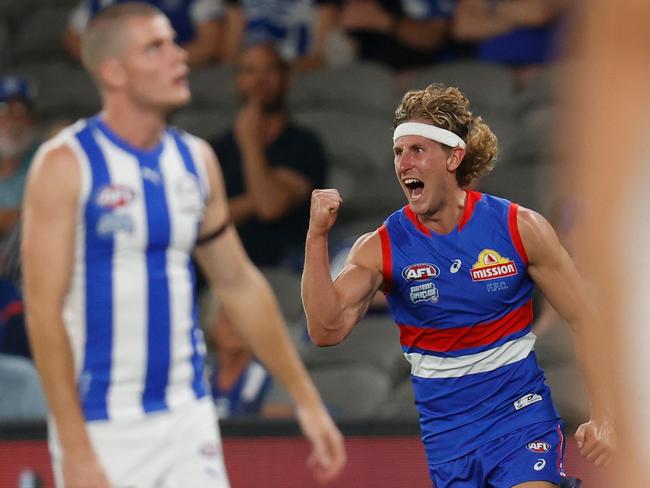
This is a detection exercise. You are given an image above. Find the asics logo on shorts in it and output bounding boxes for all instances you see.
[534,459,546,471]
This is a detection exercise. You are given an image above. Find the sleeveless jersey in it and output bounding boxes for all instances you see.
[211,359,272,418]
[54,116,210,422]
[379,190,560,465]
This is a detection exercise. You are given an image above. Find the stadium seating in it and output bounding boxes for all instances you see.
[11,7,69,63]
[289,62,398,117]
[377,377,418,420]
[260,267,304,325]
[171,107,233,142]
[302,314,404,378]
[11,61,100,121]
[187,65,237,112]
[0,22,10,70]
[308,363,392,418]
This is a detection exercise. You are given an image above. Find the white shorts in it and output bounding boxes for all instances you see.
[49,397,230,488]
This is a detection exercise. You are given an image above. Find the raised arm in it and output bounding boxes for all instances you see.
[518,206,615,467]
[233,103,313,222]
[301,189,384,346]
[453,0,566,42]
[193,141,345,482]
[182,19,223,66]
[22,143,110,487]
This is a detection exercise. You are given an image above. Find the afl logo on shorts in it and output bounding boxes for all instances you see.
[526,441,551,453]
[402,263,440,281]
[96,184,135,210]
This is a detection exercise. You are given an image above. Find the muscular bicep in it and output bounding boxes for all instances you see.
[332,232,384,324]
[519,207,593,327]
[22,144,80,320]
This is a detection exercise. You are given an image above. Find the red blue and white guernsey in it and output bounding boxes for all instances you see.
[378,190,561,465]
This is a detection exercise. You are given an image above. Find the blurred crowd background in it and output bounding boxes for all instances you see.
[0,0,588,432]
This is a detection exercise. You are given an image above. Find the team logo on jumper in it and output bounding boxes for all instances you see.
[470,249,518,282]
[402,263,440,281]
[96,184,135,210]
[527,441,551,453]
[176,176,203,213]
[409,282,439,304]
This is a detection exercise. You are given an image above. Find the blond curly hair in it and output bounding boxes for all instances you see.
[394,84,498,187]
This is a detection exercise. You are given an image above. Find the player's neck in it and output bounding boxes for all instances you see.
[101,102,166,151]
[418,187,467,235]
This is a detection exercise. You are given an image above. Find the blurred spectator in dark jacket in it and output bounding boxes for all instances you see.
[222,0,340,70]
[340,0,456,70]
[452,0,569,87]
[211,43,327,268]
[0,76,39,244]
[64,0,226,66]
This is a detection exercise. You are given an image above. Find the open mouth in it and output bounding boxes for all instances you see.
[174,74,188,87]
[403,178,424,200]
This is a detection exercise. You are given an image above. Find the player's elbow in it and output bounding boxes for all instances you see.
[308,331,343,347]
[306,320,346,347]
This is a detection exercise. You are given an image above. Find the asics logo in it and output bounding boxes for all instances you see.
[534,459,546,471]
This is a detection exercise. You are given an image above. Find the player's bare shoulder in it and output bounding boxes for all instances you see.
[185,133,223,200]
[26,126,83,203]
[346,230,383,272]
[515,205,561,264]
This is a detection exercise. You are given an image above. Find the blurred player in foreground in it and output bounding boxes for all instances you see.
[302,83,614,487]
[21,3,345,487]
[563,0,650,485]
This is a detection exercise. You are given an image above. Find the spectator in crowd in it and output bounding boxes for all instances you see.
[222,0,340,70]
[211,43,327,268]
[0,75,39,244]
[0,276,30,358]
[64,0,225,67]
[0,75,38,362]
[452,0,569,88]
[0,352,48,421]
[339,0,455,71]
[202,290,293,418]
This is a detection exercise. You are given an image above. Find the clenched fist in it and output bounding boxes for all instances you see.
[308,189,342,236]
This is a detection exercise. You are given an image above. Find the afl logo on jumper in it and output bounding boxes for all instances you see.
[402,263,440,281]
[470,249,518,282]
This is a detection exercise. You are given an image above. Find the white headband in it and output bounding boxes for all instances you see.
[393,122,466,149]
